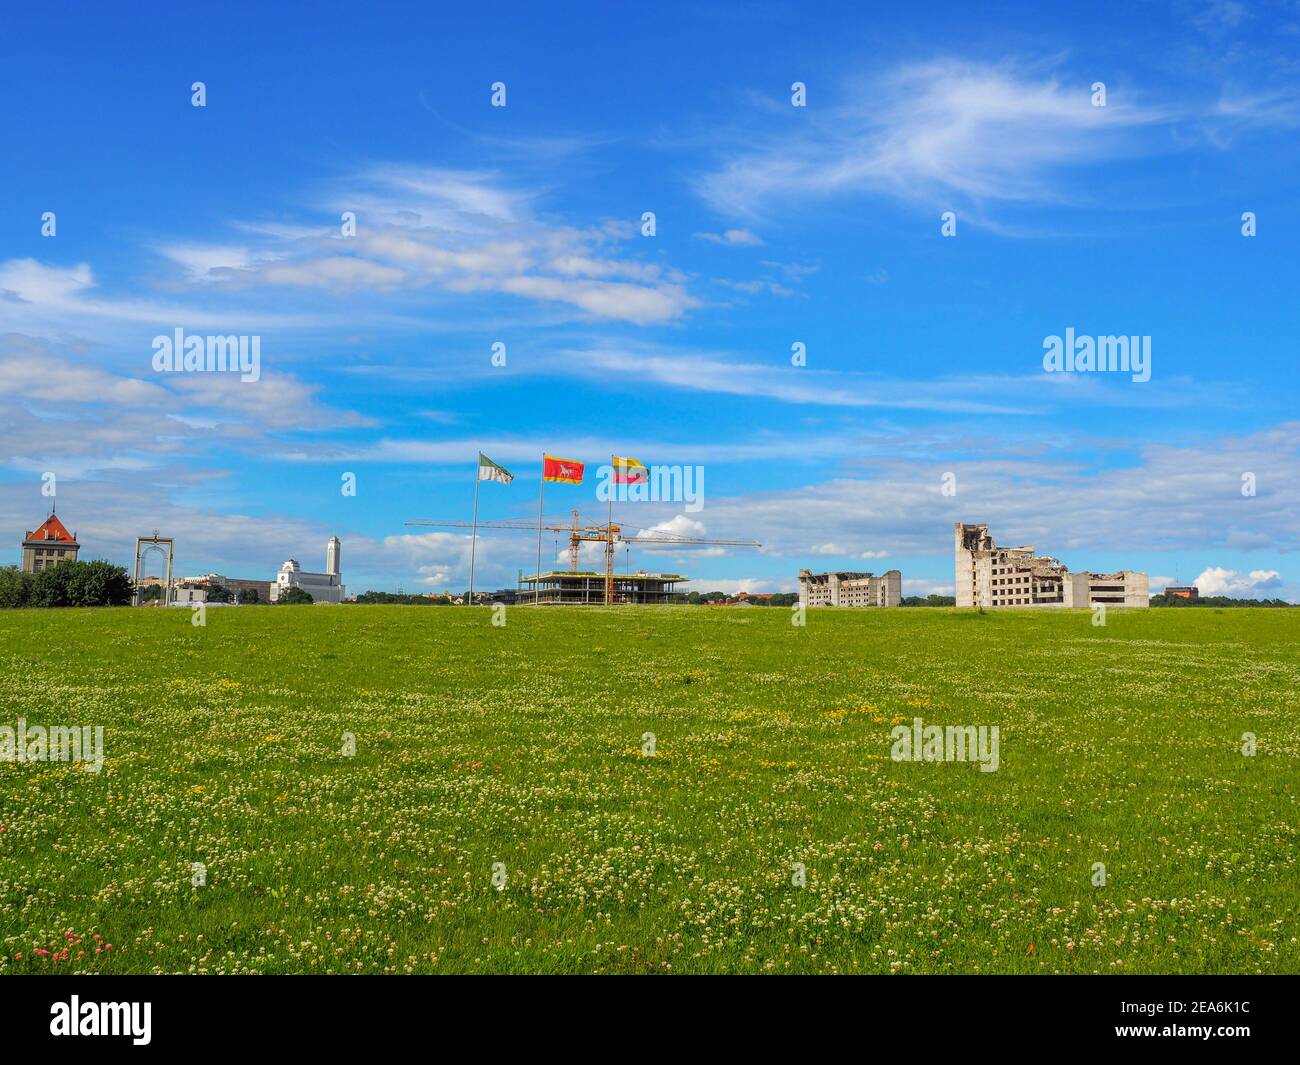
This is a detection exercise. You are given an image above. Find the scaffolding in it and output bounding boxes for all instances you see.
[519,570,686,605]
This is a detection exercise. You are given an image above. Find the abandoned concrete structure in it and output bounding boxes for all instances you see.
[954,524,1148,609]
[520,570,686,604]
[799,569,902,607]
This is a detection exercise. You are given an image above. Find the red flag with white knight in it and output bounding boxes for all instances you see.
[542,454,584,484]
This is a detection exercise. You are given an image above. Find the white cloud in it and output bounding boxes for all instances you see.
[809,543,846,555]
[902,578,955,597]
[693,228,764,247]
[0,336,372,473]
[258,257,408,290]
[635,515,707,538]
[352,164,531,227]
[495,275,692,324]
[684,577,788,594]
[0,258,313,332]
[0,344,164,406]
[0,259,95,303]
[807,543,887,558]
[157,243,276,281]
[169,371,375,431]
[1192,566,1283,597]
[288,431,856,467]
[697,58,1176,222]
[199,166,698,324]
[564,344,1206,415]
[689,422,1300,572]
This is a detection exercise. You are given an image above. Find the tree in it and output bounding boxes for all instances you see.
[0,566,33,608]
[68,559,133,606]
[206,583,232,603]
[276,586,314,605]
[1149,592,1292,608]
[347,591,453,605]
[236,587,260,605]
[0,560,131,608]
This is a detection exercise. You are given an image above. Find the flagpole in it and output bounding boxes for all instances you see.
[468,456,481,606]
[607,453,614,606]
[535,454,545,605]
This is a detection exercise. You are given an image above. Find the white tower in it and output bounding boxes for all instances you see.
[326,536,341,577]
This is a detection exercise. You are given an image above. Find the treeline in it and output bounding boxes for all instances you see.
[205,584,262,604]
[901,595,957,607]
[1149,593,1293,608]
[685,591,800,606]
[347,591,456,605]
[0,561,133,608]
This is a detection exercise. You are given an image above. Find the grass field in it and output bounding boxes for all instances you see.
[0,604,1296,974]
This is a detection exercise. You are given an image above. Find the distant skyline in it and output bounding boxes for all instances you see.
[2,1,1298,599]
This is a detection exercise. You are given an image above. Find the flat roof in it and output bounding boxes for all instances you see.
[522,571,686,582]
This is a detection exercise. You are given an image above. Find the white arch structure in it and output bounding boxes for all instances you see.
[132,534,175,607]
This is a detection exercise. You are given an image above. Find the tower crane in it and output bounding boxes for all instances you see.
[404,510,761,604]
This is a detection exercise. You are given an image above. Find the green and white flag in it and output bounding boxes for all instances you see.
[478,452,514,484]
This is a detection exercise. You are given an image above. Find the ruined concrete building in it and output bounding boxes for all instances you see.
[954,523,1148,609]
[799,569,902,607]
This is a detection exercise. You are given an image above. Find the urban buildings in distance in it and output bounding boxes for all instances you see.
[954,523,1148,609]
[271,536,346,603]
[20,511,79,573]
[799,569,903,607]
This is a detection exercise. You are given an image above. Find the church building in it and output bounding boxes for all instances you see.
[270,536,346,603]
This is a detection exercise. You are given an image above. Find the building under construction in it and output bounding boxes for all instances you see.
[405,509,760,606]
[520,570,687,604]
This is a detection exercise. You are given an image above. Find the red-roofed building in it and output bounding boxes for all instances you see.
[21,512,80,573]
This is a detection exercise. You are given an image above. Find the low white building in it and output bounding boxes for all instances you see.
[271,536,346,603]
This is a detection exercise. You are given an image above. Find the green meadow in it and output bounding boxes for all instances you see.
[0,604,1295,974]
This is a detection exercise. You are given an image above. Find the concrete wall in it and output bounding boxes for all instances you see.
[954,524,986,608]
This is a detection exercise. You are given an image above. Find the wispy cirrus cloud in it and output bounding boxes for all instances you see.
[694,57,1293,225]
[556,343,1224,414]
[0,258,316,332]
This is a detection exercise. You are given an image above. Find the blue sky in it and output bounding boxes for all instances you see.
[2,0,1298,598]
